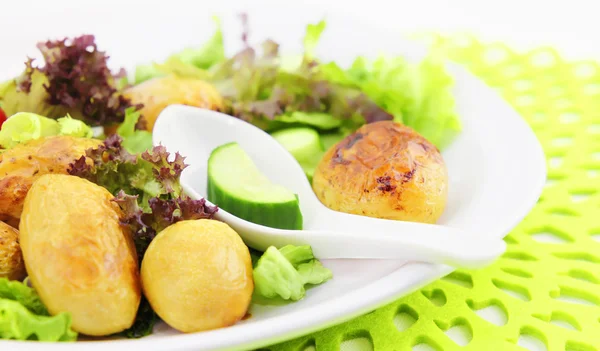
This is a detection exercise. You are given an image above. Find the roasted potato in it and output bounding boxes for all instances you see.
[312,121,448,224]
[0,221,26,281]
[0,135,101,225]
[20,174,141,336]
[123,75,224,132]
[141,219,253,333]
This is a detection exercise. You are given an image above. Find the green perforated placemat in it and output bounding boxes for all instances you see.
[266,35,600,351]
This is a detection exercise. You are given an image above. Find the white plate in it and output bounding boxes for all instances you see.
[0,1,546,350]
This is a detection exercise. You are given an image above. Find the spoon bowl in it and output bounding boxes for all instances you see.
[153,104,506,268]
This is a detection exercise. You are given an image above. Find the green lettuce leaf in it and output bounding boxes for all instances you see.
[0,112,60,148]
[134,64,164,85]
[252,245,332,303]
[0,299,77,341]
[0,112,95,149]
[117,107,153,154]
[319,52,461,149]
[303,20,326,57]
[253,246,306,301]
[57,115,93,138]
[153,57,210,80]
[278,245,315,267]
[297,260,333,285]
[0,278,48,316]
[0,278,77,341]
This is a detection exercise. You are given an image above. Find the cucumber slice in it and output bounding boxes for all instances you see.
[271,127,324,182]
[207,142,303,230]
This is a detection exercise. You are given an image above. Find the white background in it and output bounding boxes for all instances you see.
[1,1,590,350]
[3,0,600,58]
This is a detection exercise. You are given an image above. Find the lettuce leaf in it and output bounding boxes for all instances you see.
[252,245,332,303]
[253,247,306,301]
[0,278,48,316]
[68,135,218,260]
[7,35,141,127]
[0,278,77,341]
[0,112,60,148]
[303,20,326,58]
[279,245,315,267]
[297,260,333,285]
[117,108,153,154]
[319,52,461,149]
[0,112,93,149]
[0,299,77,341]
[57,115,93,138]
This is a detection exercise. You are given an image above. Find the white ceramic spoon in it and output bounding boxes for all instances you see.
[152,104,506,268]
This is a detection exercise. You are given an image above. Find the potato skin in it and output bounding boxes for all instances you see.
[312,121,448,224]
[0,221,26,281]
[20,174,141,336]
[124,75,224,132]
[0,136,101,225]
[141,219,253,333]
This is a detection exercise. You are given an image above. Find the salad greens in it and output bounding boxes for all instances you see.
[320,53,461,149]
[253,245,332,302]
[0,112,92,149]
[117,108,153,154]
[0,35,141,127]
[133,18,461,150]
[0,278,77,341]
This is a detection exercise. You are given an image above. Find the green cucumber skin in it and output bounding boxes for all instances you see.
[207,175,303,230]
[207,142,303,230]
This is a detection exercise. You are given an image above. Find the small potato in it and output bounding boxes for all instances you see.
[0,221,26,281]
[141,219,253,333]
[124,75,224,132]
[20,174,141,336]
[0,135,101,224]
[312,121,448,224]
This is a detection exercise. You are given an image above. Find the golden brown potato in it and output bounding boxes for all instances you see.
[0,221,26,281]
[0,136,101,224]
[124,75,224,132]
[20,174,141,336]
[141,219,253,333]
[312,121,448,224]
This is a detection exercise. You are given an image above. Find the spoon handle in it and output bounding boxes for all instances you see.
[303,228,505,268]
[305,212,506,268]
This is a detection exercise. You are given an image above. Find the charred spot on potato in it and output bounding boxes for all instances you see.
[331,148,350,165]
[345,133,363,148]
[376,176,396,192]
[331,133,364,165]
[399,167,417,184]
